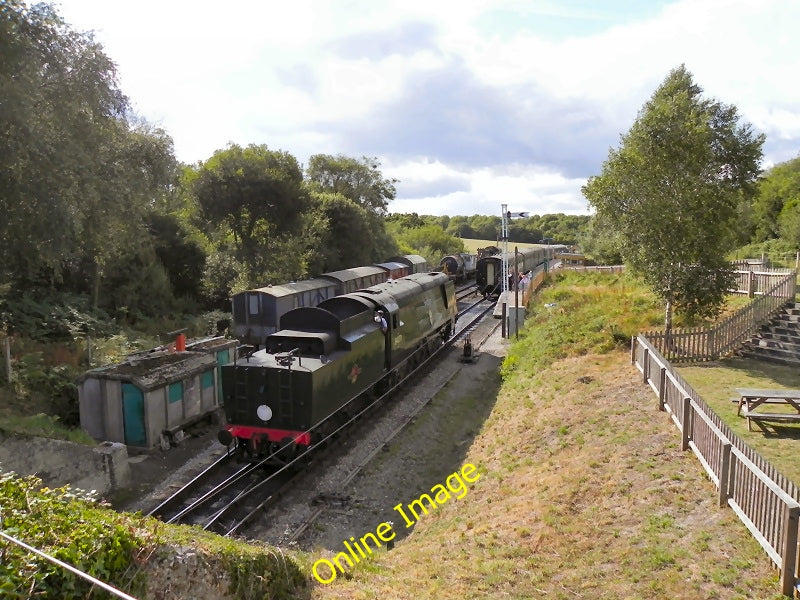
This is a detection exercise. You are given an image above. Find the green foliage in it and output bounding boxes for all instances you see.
[579,214,624,265]
[191,143,311,291]
[386,222,465,265]
[750,156,800,242]
[583,65,764,331]
[778,197,800,249]
[441,213,590,245]
[146,212,208,302]
[0,471,311,599]
[0,413,94,445]
[163,527,310,600]
[100,244,179,322]
[224,546,308,600]
[1,293,118,340]
[0,0,128,286]
[1,1,183,317]
[501,271,666,378]
[0,471,146,597]
[306,154,397,215]
[307,191,377,273]
[733,238,799,268]
[12,353,79,426]
[306,156,401,269]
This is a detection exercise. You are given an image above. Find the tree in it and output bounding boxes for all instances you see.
[192,144,310,289]
[77,120,179,310]
[306,154,397,215]
[306,192,375,273]
[0,0,129,287]
[779,199,800,249]
[582,65,764,334]
[579,214,624,265]
[445,216,475,239]
[306,154,400,264]
[751,156,800,242]
[0,2,185,320]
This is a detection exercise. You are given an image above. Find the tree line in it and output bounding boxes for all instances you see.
[3,3,800,341]
[0,1,591,336]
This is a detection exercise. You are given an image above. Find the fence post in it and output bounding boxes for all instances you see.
[748,270,755,298]
[681,397,692,451]
[707,328,716,360]
[2,335,10,384]
[642,348,650,384]
[780,504,799,597]
[718,442,731,507]
[657,367,666,411]
[630,336,637,365]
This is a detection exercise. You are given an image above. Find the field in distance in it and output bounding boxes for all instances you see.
[458,238,546,254]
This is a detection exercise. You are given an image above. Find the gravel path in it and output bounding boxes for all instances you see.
[249,317,508,551]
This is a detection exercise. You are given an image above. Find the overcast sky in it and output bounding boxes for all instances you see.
[54,0,800,217]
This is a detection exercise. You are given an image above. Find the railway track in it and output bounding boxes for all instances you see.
[146,292,497,538]
[282,305,501,545]
[455,281,478,302]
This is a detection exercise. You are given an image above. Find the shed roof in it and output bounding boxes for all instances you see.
[78,351,216,391]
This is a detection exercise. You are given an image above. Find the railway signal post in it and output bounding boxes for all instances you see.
[500,205,529,338]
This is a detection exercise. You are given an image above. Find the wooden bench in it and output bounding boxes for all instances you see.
[742,411,800,432]
[735,388,800,416]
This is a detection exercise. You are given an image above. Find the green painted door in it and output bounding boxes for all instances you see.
[121,383,146,446]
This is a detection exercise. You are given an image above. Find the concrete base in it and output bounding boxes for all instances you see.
[0,431,130,495]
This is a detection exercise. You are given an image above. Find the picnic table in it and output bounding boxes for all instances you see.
[736,388,800,431]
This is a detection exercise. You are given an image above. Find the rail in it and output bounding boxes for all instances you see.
[632,335,800,596]
[149,298,496,535]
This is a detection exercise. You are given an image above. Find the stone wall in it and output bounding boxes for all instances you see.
[0,430,130,495]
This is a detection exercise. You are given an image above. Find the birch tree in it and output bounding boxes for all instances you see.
[582,65,764,335]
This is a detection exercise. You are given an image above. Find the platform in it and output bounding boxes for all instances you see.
[493,290,525,318]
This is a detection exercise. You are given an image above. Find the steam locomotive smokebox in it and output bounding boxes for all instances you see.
[77,336,237,449]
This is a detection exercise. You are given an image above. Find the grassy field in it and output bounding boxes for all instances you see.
[311,271,784,599]
[678,358,800,483]
[459,238,545,253]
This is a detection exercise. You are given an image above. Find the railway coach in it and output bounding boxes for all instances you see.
[231,266,387,348]
[231,256,429,348]
[475,245,566,297]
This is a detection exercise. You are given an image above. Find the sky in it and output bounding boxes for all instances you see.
[53,0,800,217]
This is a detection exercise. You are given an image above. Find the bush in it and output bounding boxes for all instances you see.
[1,293,118,341]
[0,472,146,598]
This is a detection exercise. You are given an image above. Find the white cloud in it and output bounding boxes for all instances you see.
[53,0,800,216]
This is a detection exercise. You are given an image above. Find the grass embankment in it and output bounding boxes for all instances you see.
[311,271,782,600]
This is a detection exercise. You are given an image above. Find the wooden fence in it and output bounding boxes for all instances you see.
[641,270,797,363]
[632,336,800,596]
[732,268,795,297]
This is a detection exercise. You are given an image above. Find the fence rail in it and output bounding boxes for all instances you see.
[633,336,800,596]
[642,271,797,363]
